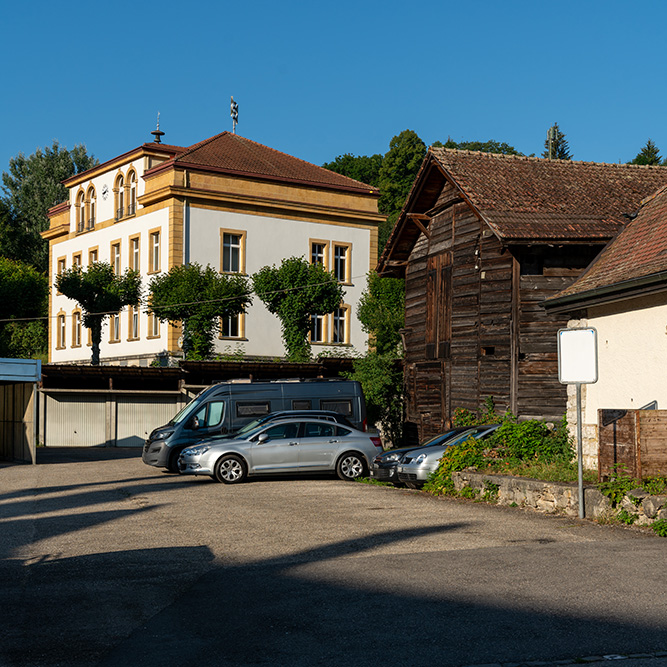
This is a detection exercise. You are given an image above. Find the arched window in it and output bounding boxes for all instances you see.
[87,187,96,229]
[115,174,124,220]
[128,171,137,216]
[77,191,85,232]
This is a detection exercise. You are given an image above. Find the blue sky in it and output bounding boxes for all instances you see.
[2,0,666,174]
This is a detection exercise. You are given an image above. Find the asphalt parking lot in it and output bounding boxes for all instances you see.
[1,447,666,667]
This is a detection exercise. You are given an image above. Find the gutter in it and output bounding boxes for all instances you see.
[543,270,667,314]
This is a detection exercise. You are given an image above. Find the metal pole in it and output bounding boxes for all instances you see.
[576,382,584,518]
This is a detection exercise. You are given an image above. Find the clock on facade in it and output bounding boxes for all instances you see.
[102,184,109,200]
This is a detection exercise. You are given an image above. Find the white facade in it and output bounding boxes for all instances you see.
[45,137,381,365]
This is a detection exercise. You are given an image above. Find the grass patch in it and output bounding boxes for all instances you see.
[483,459,597,483]
[355,476,392,487]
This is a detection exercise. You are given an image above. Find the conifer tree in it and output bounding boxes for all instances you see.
[542,123,572,160]
[629,139,663,166]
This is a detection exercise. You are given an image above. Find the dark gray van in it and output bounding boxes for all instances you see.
[142,378,366,472]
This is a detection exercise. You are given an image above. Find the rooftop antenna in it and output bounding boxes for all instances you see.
[151,112,165,144]
[230,96,239,134]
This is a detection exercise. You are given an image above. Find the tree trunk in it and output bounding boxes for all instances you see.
[90,317,103,366]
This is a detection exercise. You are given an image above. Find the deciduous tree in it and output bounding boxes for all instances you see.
[1,141,97,272]
[252,256,344,362]
[56,262,141,365]
[321,153,383,186]
[148,263,251,360]
[0,257,48,358]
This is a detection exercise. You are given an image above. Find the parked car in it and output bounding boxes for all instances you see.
[178,418,383,484]
[142,378,366,473]
[369,426,475,484]
[208,410,356,442]
[396,424,500,488]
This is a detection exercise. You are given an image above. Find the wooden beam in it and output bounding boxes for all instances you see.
[408,214,431,238]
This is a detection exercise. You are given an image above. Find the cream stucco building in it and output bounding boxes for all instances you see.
[43,131,383,365]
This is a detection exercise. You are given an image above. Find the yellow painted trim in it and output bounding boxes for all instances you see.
[71,308,82,348]
[167,197,184,354]
[146,312,161,339]
[88,246,99,265]
[109,313,121,343]
[128,234,141,272]
[219,228,247,274]
[309,239,330,271]
[127,305,140,341]
[110,239,122,274]
[147,227,162,274]
[56,256,66,294]
[332,242,353,285]
[72,252,82,267]
[218,312,246,340]
[55,310,67,350]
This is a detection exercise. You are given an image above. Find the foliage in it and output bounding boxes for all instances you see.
[598,471,667,508]
[629,139,663,166]
[433,138,522,155]
[616,509,637,525]
[452,396,502,427]
[252,256,343,362]
[321,153,383,187]
[149,263,251,361]
[377,129,427,248]
[356,271,404,355]
[651,519,667,537]
[56,262,141,365]
[347,352,403,446]
[0,141,97,272]
[542,122,572,160]
[458,486,479,500]
[482,480,500,502]
[0,257,49,358]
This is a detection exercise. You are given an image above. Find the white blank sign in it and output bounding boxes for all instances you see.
[558,328,598,384]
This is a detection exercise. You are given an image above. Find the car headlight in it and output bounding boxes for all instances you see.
[153,431,174,441]
[414,454,428,464]
[384,453,401,463]
[183,445,210,457]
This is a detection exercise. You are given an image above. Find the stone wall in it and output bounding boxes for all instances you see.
[451,470,667,526]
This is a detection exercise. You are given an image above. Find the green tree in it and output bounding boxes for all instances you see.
[1,141,98,272]
[321,153,383,186]
[356,271,405,355]
[629,139,663,165]
[348,271,406,445]
[377,130,427,253]
[148,263,251,361]
[434,138,522,155]
[0,257,48,358]
[55,262,141,365]
[542,123,572,160]
[252,256,344,362]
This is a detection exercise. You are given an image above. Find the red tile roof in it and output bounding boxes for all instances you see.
[430,148,667,241]
[546,185,667,305]
[164,132,378,195]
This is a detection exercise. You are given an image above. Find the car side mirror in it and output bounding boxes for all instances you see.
[258,433,269,443]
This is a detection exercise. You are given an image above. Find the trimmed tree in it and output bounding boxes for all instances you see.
[148,263,251,360]
[55,262,141,365]
[252,256,344,362]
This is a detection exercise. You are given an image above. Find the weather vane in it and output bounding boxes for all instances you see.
[230,97,239,134]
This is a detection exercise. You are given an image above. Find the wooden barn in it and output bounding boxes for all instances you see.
[377,148,667,441]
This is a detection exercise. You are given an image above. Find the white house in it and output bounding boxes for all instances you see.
[43,131,383,365]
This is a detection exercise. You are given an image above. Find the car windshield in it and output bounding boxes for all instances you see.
[169,398,204,425]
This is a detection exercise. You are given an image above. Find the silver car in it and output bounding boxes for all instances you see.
[397,424,499,488]
[178,418,383,484]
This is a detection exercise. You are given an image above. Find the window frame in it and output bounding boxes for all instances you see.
[129,234,140,272]
[310,239,330,270]
[331,304,351,345]
[148,229,161,274]
[110,240,121,276]
[219,312,245,340]
[56,312,66,350]
[109,312,121,343]
[333,242,352,284]
[72,310,82,348]
[219,228,247,274]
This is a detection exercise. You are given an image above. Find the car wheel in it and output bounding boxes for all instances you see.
[214,455,247,484]
[167,448,183,474]
[336,452,367,481]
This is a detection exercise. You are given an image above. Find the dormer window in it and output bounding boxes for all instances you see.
[87,187,96,229]
[115,175,124,220]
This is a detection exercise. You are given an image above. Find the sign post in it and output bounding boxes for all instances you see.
[557,328,598,518]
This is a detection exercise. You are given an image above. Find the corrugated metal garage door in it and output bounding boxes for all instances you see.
[45,394,107,447]
[115,396,181,447]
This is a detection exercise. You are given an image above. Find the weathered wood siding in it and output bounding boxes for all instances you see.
[598,409,667,480]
